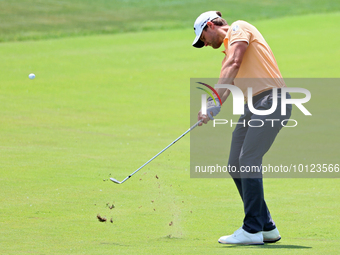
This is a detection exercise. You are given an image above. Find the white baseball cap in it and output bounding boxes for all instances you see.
[192,11,221,48]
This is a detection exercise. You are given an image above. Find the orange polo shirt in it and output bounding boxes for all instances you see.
[222,20,285,99]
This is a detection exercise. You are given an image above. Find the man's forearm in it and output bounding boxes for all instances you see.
[214,60,241,104]
[218,60,240,85]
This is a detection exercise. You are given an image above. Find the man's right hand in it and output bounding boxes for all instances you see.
[198,110,210,126]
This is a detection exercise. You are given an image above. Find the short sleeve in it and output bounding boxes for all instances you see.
[229,22,251,46]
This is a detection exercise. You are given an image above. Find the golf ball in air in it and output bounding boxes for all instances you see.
[28,73,35,79]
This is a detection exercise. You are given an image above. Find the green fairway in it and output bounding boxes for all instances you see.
[1,10,340,255]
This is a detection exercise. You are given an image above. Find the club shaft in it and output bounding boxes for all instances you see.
[119,120,202,183]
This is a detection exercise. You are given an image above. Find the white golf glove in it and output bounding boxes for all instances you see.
[206,97,221,120]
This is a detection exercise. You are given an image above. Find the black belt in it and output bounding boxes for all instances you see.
[252,88,281,105]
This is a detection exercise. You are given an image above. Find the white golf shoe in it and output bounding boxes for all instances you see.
[218,228,264,245]
[262,228,281,243]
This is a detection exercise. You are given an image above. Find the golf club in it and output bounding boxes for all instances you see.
[110,119,202,184]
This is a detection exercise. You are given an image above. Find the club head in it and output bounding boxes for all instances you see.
[110,178,122,184]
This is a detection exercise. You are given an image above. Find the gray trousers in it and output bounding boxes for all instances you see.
[228,91,292,233]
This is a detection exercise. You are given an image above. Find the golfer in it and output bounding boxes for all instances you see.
[192,11,292,245]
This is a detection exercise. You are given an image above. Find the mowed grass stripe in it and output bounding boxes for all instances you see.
[0,0,340,42]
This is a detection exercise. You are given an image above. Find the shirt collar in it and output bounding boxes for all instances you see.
[221,28,231,55]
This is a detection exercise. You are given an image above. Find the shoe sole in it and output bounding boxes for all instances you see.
[263,236,281,243]
[218,240,264,245]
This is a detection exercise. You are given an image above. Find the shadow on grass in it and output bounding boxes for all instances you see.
[222,244,312,249]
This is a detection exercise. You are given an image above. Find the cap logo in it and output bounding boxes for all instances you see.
[200,17,210,28]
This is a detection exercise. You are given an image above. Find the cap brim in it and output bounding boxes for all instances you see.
[192,35,204,48]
